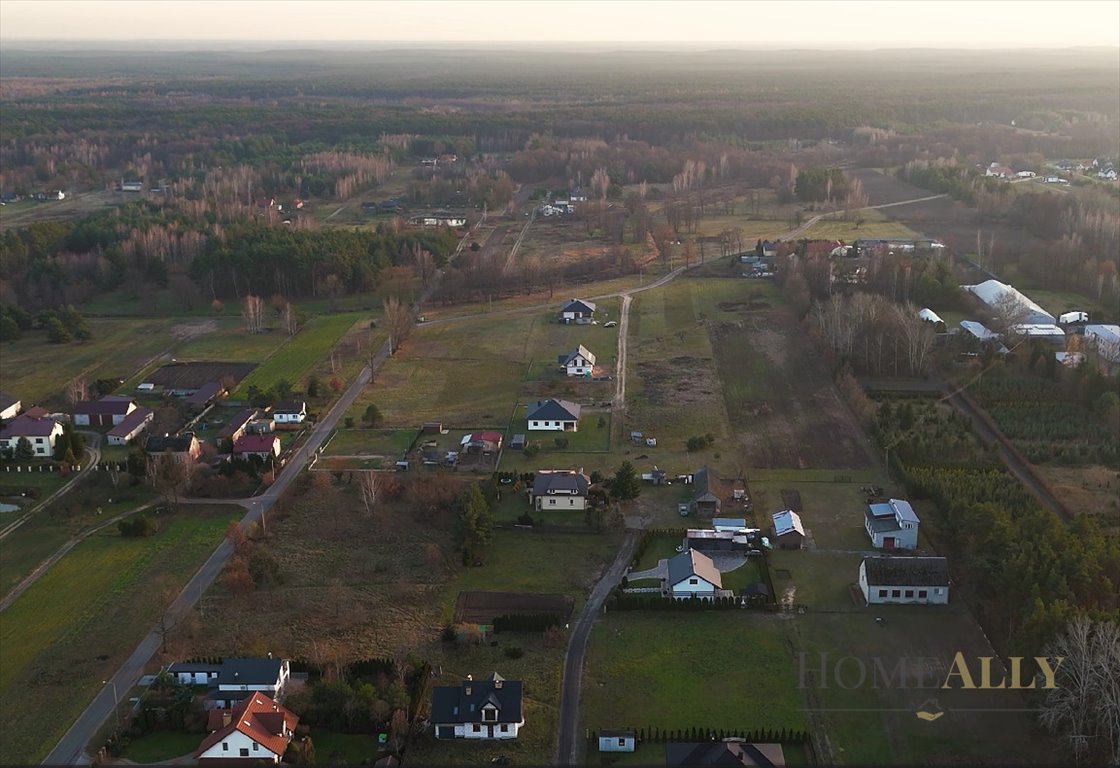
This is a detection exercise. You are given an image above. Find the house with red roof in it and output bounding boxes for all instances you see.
[233,434,281,461]
[73,396,136,427]
[195,692,298,763]
[460,431,503,455]
[0,414,63,457]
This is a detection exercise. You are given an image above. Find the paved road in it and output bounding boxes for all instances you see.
[553,531,640,766]
[42,348,382,766]
[0,431,101,542]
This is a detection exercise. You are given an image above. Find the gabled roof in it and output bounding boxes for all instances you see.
[0,393,20,414]
[667,549,722,589]
[560,299,597,314]
[217,409,260,439]
[74,397,135,416]
[186,382,223,406]
[692,466,720,503]
[233,434,279,454]
[862,556,949,587]
[108,407,153,438]
[216,658,285,688]
[559,345,597,366]
[430,673,523,725]
[918,308,943,324]
[532,471,589,497]
[527,398,581,422]
[195,692,297,759]
[273,399,306,415]
[146,433,197,454]
[772,509,805,537]
[888,498,919,524]
[665,741,786,767]
[0,414,61,439]
[963,279,1054,325]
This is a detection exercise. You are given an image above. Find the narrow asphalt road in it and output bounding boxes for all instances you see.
[0,431,101,541]
[553,531,640,766]
[42,347,382,766]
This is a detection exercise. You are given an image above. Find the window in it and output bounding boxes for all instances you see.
[904,589,914,598]
[473,724,481,733]
[618,738,627,747]
[483,708,497,723]
[918,590,928,599]
[934,587,942,595]
[689,578,698,585]
[891,589,901,598]
[878,589,888,598]
[240,748,249,757]
[569,498,574,506]
[222,743,228,752]
[549,498,556,506]
[501,725,508,733]
[253,743,259,752]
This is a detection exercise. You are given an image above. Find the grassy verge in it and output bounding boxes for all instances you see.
[117,730,202,763]
[322,428,418,457]
[0,505,239,764]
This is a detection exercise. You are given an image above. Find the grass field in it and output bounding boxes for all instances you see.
[1,317,178,405]
[117,730,201,763]
[582,613,809,734]
[0,505,238,764]
[796,210,918,241]
[231,313,365,398]
[173,317,292,362]
[322,428,418,457]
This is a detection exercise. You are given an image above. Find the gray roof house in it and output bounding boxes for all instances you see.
[527,399,581,431]
[666,549,723,599]
[559,299,597,324]
[864,498,920,550]
[690,466,722,516]
[431,673,524,740]
[530,470,590,511]
[859,556,950,606]
[558,345,597,376]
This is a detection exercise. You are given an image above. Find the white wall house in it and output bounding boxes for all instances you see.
[666,549,722,600]
[527,399,581,431]
[559,299,597,324]
[865,499,920,550]
[559,345,597,377]
[530,470,589,511]
[195,692,297,763]
[272,400,306,426]
[432,674,524,741]
[599,730,636,752]
[0,415,64,457]
[859,556,950,605]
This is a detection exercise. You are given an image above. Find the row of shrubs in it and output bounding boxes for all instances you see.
[118,515,158,537]
[492,612,564,633]
[610,594,773,611]
[589,726,811,745]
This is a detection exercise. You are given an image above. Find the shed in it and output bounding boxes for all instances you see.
[772,509,805,550]
[598,730,636,753]
[422,421,444,434]
[510,434,526,450]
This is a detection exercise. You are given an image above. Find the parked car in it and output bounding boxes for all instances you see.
[603,320,618,328]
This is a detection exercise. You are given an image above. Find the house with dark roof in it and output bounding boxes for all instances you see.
[0,393,21,422]
[666,549,723,600]
[168,661,222,686]
[208,657,291,709]
[859,556,950,605]
[431,673,524,740]
[864,498,920,550]
[145,433,201,463]
[185,382,224,409]
[665,741,786,767]
[232,434,281,461]
[0,414,63,457]
[527,399,581,431]
[529,470,590,511]
[558,345,597,377]
[73,396,136,427]
[195,692,298,762]
[690,466,722,517]
[272,400,306,428]
[106,406,154,446]
[771,509,805,550]
[559,299,597,324]
[218,409,261,443]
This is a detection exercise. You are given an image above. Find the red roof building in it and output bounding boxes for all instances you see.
[233,434,281,459]
[195,692,298,763]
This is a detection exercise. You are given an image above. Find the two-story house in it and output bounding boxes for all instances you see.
[864,498,920,550]
[529,470,590,511]
[195,692,298,763]
[0,414,64,458]
[558,345,596,377]
[431,673,524,740]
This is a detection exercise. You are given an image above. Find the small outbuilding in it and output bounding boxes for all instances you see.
[771,509,805,550]
[598,730,636,753]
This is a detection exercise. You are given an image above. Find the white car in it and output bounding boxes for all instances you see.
[603,320,618,328]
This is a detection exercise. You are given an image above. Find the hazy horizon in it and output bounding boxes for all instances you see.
[1,0,1118,48]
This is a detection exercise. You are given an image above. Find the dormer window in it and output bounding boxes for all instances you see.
[482,707,498,722]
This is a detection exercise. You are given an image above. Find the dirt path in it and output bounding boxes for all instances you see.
[325,204,347,220]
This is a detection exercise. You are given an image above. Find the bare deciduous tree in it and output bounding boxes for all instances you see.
[66,377,88,406]
[1039,617,1120,766]
[383,296,414,354]
[359,470,381,526]
[241,294,265,334]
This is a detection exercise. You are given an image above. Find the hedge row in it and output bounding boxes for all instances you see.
[492,613,564,632]
[589,726,810,745]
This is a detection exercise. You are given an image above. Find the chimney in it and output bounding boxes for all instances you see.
[221,711,232,727]
[494,678,503,689]
[465,685,472,696]
[234,671,239,680]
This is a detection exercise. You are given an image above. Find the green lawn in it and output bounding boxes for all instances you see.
[797,211,918,242]
[174,316,291,361]
[631,535,683,573]
[0,505,239,764]
[323,428,418,457]
[232,313,365,399]
[311,730,384,765]
[515,413,612,452]
[582,613,808,734]
[117,730,201,763]
[0,317,178,406]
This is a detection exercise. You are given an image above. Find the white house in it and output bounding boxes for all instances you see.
[772,509,806,550]
[599,730,636,753]
[1098,168,1118,181]
[167,662,222,686]
[106,407,154,446]
[666,549,722,600]
[73,396,137,427]
[1084,324,1120,375]
[0,393,21,421]
[558,345,596,377]
[431,673,524,740]
[529,470,589,511]
[272,400,306,428]
[232,434,282,461]
[526,399,581,431]
[559,299,597,324]
[859,556,950,606]
[865,498,920,550]
[195,692,298,763]
[0,414,64,458]
[1015,170,1037,178]
[204,658,291,709]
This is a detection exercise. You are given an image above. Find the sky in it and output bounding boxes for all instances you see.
[1,0,1118,47]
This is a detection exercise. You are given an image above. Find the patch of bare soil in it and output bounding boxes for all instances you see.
[169,319,218,341]
[1035,465,1120,531]
[716,301,771,312]
[780,489,803,512]
[635,355,717,408]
